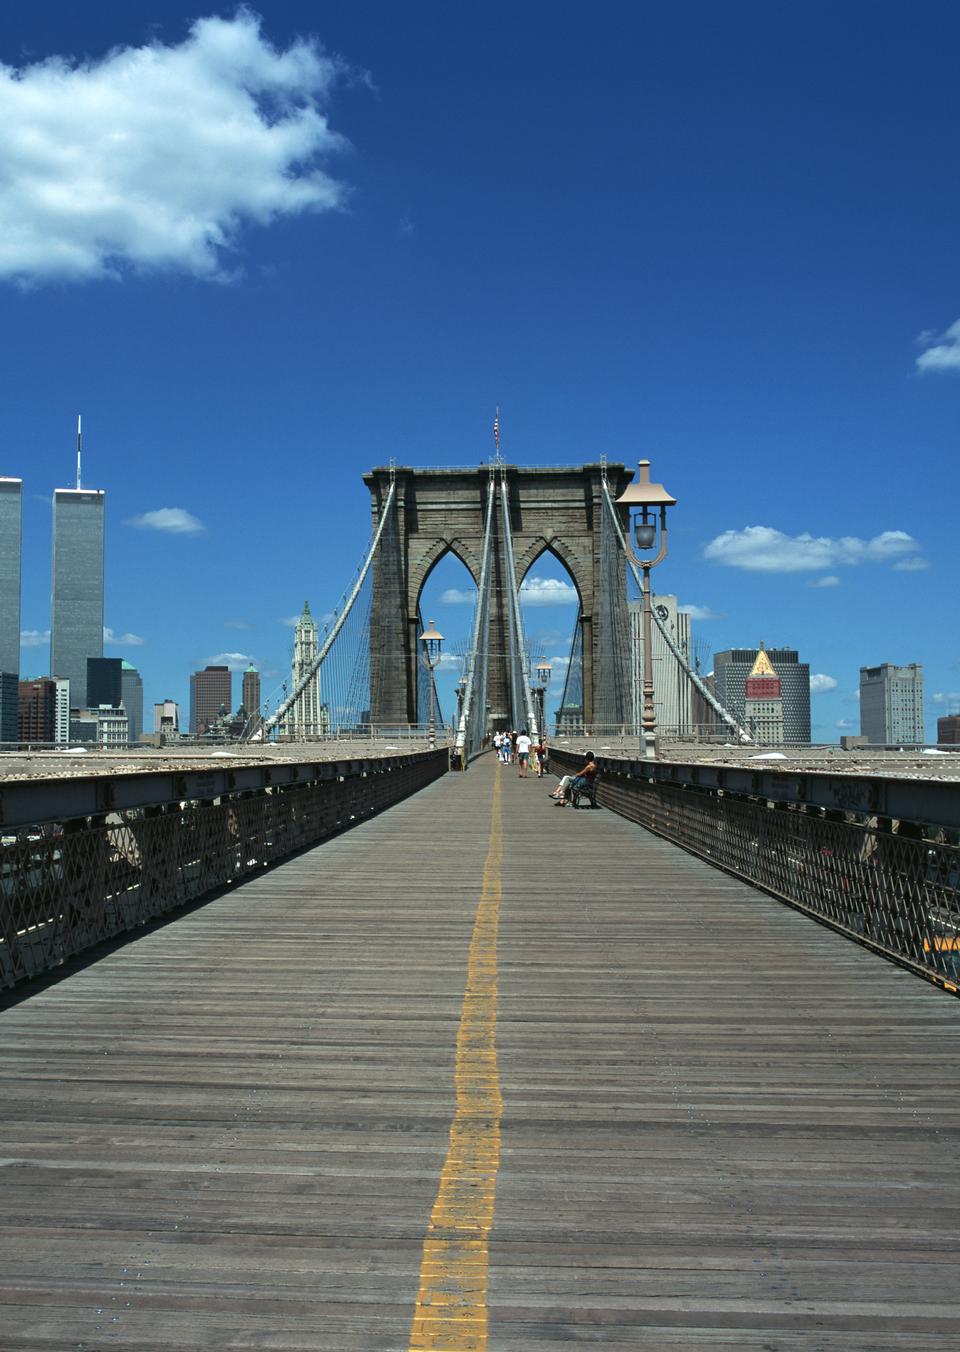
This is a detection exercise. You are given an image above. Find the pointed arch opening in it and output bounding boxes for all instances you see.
[518,543,583,734]
[415,546,479,734]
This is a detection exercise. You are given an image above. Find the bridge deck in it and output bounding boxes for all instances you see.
[1,756,958,1350]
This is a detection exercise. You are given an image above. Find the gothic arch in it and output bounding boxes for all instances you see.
[408,538,482,615]
[514,535,592,612]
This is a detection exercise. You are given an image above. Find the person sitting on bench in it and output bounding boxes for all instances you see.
[559,751,598,807]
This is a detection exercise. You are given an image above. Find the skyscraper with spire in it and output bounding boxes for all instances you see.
[743,643,785,744]
[50,420,104,710]
[282,601,328,738]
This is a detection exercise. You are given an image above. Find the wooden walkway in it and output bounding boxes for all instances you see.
[1,756,958,1350]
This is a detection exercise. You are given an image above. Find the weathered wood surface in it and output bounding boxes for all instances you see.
[1,756,958,1349]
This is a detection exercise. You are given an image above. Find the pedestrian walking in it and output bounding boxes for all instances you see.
[516,728,532,777]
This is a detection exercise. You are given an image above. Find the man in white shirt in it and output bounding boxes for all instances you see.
[515,729,532,777]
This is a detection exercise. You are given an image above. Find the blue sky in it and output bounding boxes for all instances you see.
[3,2,957,737]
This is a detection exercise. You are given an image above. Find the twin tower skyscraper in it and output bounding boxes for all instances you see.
[0,450,105,742]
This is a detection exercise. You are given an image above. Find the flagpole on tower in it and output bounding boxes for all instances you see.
[493,406,501,464]
[76,415,82,491]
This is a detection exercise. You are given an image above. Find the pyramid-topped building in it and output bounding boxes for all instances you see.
[744,643,784,743]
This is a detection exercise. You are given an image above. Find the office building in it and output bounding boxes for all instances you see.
[87,656,122,708]
[154,699,180,737]
[282,601,326,737]
[70,706,129,747]
[628,594,692,736]
[51,486,105,708]
[242,663,261,735]
[860,663,925,744]
[743,645,785,744]
[18,677,57,743]
[0,478,22,742]
[938,714,960,746]
[713,647,811,743]
[190,665,232,735]
[242,663,261,713]
[54,678,70,743]
[121,661,143,743]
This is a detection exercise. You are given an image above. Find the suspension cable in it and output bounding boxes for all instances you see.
[259,480,398,737]
[455,475,496,759]
[500,476,539,738]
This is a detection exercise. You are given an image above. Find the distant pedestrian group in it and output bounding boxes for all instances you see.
[492,729,547,778]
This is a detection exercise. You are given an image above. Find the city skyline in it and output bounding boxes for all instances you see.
[2,5,956,739]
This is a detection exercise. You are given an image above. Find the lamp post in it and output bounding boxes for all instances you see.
[419,618,444,749]
[615,459,677,759]
[534,660,552,738]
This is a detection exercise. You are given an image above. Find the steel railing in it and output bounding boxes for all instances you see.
[0,749,447,991]
[549,747,960,996]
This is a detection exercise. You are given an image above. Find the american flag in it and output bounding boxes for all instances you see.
[493,409,500,451]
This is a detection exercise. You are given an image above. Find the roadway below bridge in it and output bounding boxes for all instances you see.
[1,755,958,1349]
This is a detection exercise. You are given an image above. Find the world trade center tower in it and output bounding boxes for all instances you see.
[51,487,105,710]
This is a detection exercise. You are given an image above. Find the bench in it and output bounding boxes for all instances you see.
[570,774,600,810]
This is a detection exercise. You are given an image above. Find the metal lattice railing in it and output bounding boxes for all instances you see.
[0,752,447,991]
[549,749,960,995]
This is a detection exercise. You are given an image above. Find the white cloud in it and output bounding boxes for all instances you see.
[0,11,346,284]
[520,577,578,606]
[916,319,960,373]
[439,587,476,604]
[204,651,253,673]
[808,575,840,588]
[932,692,960,707]
[125,507,206,534]
[893,557,930,572]
[836,718,853,729]
[678,603,721,620]
[20,628,50,648]
[104,626,144,646]
[810,673,838,694]
[703,526,918,573]
[224,619,253,629]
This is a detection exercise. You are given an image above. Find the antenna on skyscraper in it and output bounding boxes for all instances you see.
[76,415,82,490]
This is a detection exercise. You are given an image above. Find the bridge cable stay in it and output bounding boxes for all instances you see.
[499,475,540,739]
[454,474,496,762]
[599,477,750,742]
[257,479,398,739]
[555,603,584,731]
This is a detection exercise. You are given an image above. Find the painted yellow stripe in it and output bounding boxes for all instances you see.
[408,771,503,1352]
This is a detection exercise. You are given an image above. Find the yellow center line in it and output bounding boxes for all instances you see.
[408,770,504,1352]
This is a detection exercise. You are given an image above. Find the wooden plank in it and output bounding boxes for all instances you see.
[0,756,957,1349]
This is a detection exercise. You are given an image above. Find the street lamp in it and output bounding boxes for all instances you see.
[419,618,444,748]
[534,660,552,738]
[616,459,677,758]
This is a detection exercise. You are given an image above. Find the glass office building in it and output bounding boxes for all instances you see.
[51,488,105,710]
[0,478,22,742]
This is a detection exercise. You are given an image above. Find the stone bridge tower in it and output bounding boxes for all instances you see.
[363,463,634,730]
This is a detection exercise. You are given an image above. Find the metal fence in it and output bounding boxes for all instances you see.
[0,750,447,991]
[549,748,960,995]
